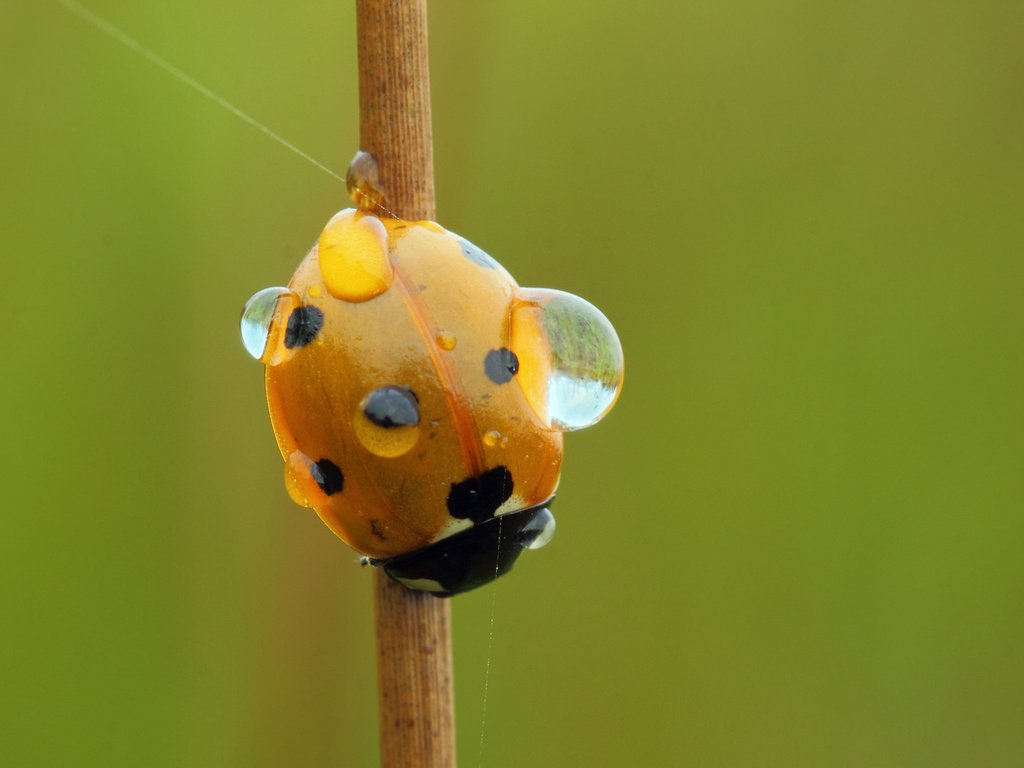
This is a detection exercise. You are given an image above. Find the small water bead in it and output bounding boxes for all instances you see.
[363,386,420,428]
[240,286,300,363]
[318,209,393,302]
[510,289,624,431]
[354,386,422,458]
[522,507,556,550]
[483,430,502,447]
[436,331,457,351]
[346,150,387,213]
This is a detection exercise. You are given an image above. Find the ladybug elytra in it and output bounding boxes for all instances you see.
[242,206,622,595]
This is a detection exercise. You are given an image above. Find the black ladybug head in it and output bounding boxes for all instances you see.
[373,502,556,596]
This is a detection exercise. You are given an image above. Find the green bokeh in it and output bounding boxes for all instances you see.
[3,1,1022,766]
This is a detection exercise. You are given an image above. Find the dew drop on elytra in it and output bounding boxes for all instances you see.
[510,289,624,431]
[436,331,457,350]
[240,286,299,363]
[354,386,422,458]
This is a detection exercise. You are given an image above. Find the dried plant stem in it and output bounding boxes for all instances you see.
[373,574,456,767]
[355,1,456,766]
[356,0,436,222]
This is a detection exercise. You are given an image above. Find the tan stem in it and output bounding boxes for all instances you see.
[356,1,456,766]
[357,0,436,222]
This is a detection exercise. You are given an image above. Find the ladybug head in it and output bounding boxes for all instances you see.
[372,503,556,595]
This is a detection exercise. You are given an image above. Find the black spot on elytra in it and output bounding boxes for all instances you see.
[310,459,344,495]
[484,348,519,384]
[363,386,420,428]
[284,306,324,348]
[446,466,514,524]
[459,238,501,270]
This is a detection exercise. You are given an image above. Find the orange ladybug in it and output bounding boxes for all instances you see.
[241,207,622,594]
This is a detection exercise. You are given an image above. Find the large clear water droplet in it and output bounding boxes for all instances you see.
[240,287,297,362]
[510,289,624,431]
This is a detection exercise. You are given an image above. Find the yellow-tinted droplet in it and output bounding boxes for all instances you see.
[483,430,502,447]
[508,292,552,424]
[436,331,457,350]
[284,451,314,508]
[318,209,393,302]
[307,284,322,299]
[346,150,388,213]
[354,418,420,458]
[353,388,421,458]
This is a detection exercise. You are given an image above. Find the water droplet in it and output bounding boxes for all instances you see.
[284,451,314,508]
[354,388,421,458]
[307,284,323,299]
[483,430,502,447]
[362,386,420,428]
[510,289,624,431]
[523,507,556,550]
[436,331,457,350]
[318,209,393,302]
[346,150,388,213]
[240,286,299,363]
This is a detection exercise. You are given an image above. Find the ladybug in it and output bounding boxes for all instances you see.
[241,206,622,595]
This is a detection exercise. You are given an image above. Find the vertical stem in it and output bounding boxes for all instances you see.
[373,574,456,768]
[356,0,436,222]
[355,1,456,766]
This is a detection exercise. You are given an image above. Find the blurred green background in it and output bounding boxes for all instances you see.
[2,1,1022,765]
